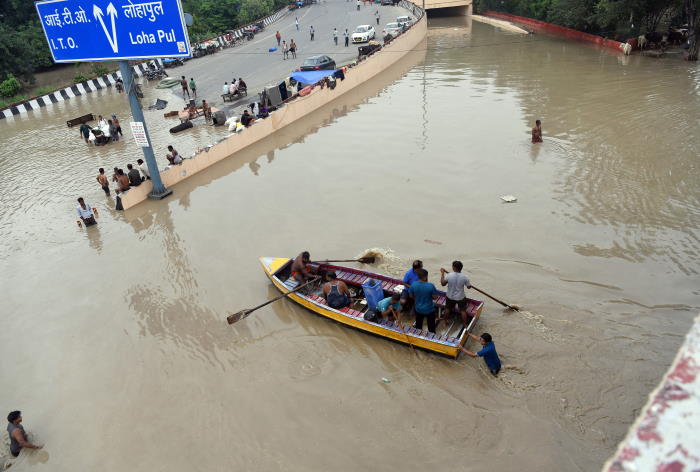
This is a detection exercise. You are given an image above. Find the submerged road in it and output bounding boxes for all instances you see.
[166,0,409,111]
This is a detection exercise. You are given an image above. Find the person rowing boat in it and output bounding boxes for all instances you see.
[291,251,314,283]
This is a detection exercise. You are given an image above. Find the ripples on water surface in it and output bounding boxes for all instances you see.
[1,14,700,472]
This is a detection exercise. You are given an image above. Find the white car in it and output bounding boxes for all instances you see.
[385,22,401,37]
[396,15,414,27]
[352,25,376,43]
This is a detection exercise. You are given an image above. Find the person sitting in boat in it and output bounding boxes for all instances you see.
[400,259,423,311]
[291,251,313,283]
[322,271,352,309]
[376,292,401,321]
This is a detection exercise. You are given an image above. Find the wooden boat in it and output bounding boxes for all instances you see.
[66,113,94,128]
[260,257,484,358]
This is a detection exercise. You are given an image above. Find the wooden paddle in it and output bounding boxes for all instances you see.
[313,256,376,264]
[227,277,320,325]
[470,284,521,312]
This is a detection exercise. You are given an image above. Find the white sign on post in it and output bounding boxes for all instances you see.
[130,121,150,147]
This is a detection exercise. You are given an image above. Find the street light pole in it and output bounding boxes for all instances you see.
[118,61,172,200]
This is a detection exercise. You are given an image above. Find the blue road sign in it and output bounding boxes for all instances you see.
[35,0,191,62]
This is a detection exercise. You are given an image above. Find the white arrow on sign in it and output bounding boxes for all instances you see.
[93,3,119,53]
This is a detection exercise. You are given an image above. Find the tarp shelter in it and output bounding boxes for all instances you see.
[290,70,338,85]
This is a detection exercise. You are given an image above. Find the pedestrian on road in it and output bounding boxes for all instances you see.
[283,40,289,59]
[333,28,338,45]
[7,411,42,458]
[295,17,299,30]
[276,30,281,46]
[310,25,315,41]
[357,0,361,10]
[189,77,197,98]
[290,39,297,58]
[375,10,380,24]
[180,76,190,98]
[96,168,110,196]
[344,29,349,46]
[460,333,502,376]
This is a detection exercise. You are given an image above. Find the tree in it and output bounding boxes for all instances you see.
[686,0,699,60]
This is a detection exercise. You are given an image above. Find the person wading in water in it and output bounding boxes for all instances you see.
[532,119,543,143]
[6,411,42,457]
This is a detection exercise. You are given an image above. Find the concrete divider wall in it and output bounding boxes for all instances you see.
[120,2,427,210]
[483,11,627,53]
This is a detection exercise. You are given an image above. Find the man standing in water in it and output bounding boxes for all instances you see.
[440,261,472,327]
[531,119,543,143]
[460,333,502,375]
[7,411,42,457]
[96,168,110,196]
[76,197,97,226]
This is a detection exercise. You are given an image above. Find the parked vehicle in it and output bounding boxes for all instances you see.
[381,0,393,4]
[385,22,401,37]
[300,55,336,71]
[352,25,376,43]
[161,58,184,68]
[396,15,414,27]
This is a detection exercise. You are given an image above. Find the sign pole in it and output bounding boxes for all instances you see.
[119,61,172,200]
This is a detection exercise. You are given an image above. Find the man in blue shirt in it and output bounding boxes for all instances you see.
[408,268,438,333]
[460,332,501,375]
[400,260,422,311]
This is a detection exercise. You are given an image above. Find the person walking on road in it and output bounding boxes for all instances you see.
[283,40,289,59]
[344,29,349,46]
[295,17,299,30]
[290,39,297,58]
[310,25,315,41]
[180,76,190,98]
[333,28,338,45]
[188,77,197,98]
[275,30,281,46]
[375,10,380,25]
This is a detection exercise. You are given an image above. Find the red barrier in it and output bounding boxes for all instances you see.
[483,11,627,53]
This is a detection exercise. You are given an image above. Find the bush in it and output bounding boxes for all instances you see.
[90,63,109,77]
[0,74,22,98]
[74,74,88,83]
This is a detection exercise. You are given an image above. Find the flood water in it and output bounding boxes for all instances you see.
[2,13,700,472]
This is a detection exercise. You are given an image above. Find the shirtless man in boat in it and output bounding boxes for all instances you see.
[291,251,314,284]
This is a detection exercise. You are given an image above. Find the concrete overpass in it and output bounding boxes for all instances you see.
[422,0,471,14]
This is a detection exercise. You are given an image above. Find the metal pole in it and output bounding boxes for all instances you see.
[118,61,172,200]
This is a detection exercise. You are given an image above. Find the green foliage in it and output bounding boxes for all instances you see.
[74,74,88,83]
[90,63,110,77]
[476,0,687,36]
[0,74,22,98]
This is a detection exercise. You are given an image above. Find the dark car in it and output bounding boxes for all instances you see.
[300,55,336,71]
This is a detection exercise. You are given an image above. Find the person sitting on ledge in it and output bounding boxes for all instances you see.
[187,102,198,120]
[126,164,141,187]
[240,110,255,127]
[166,145,182,165]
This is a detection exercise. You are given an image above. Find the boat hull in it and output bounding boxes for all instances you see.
[259,257,484,358]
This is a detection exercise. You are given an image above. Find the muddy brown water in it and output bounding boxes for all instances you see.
[1,14,700,472]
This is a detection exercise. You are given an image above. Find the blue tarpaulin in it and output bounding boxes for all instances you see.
[290,70,338,85]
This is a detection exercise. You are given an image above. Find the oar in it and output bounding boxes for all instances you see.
[313,256,376,264]
[227,277,320,325]
[470,284,521,312]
